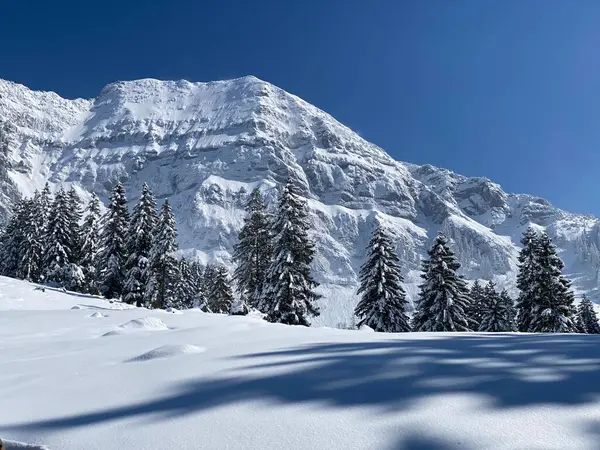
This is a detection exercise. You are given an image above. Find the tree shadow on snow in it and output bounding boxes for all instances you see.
[4,333,600,446]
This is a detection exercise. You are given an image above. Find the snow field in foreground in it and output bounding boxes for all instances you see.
[1,276,600,449]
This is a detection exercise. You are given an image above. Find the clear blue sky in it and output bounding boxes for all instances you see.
[2,0,600,214]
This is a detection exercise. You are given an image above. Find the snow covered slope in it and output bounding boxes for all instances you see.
[2,275,600,450]
[1,76,600,327]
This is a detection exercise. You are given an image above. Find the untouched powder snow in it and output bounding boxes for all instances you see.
[2,275,600,449]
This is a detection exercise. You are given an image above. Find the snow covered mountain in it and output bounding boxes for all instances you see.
[1,75,599,327]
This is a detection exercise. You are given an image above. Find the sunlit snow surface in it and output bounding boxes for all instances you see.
[2,276,600,449]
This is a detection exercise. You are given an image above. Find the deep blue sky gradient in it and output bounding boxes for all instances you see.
[2,0,600,214]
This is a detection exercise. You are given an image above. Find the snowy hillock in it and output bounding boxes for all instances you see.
[2,275,600,449]
[2,76,600,327]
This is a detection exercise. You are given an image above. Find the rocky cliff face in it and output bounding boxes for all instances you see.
[1,76,598,327]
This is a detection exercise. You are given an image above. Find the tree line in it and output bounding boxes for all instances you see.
[354,225,600,334]
[0,181,323,326]
[1,178,599,333]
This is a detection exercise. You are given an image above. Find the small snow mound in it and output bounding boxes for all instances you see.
[359,324,375,332]
[118,317,169,331]
[101,330,124,337]
[70,305,82,310]
[165,307,183,314]
[127,344,206,362]
[3,439,51,449]
[88,311,107,318]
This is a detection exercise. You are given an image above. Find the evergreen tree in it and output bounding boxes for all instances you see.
[578,295,600,334]
[354,225,410,332]
[208,264,234,313]
[233,187,273,309]
[42,189,73,285]
[467,280,486,330]
[98,183,130,299]
[516,227,539,332]
[66,187,83,264]
[123,183,158,306]
[499,289,517,331]
[146,200,179,309]
[0,198,27,278]
[529,231,575,333]
[38,183,52,256]
[190,260,207,308]
[80,194,102,294]
[199,263,217,311]
[412,235,473,332]
[173,257,195,309]
[261,182,321,326]
[479,281,513,332]
[17,195,45,281]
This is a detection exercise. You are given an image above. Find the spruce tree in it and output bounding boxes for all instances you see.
[190,260,207,308]
[233,187,273,309]
[17,196,45,281]
[479,281,513,332]
[467,280,486,330]
[66,187,83,265]
[499,289,517,331]
[80,194,102,294]
[38,183,52,256]
[208,264,234,313]
[173,257,195,309]
[516,227,539,332]
[578,295,600,334]
[42,189,73,285]
[98,183,130,299]
[199,263,217,311]
[529,231,575,333]
[412,235,473,332]
[146,200,179,309]
[261,182,321,326]
[123,183,158,306]
[354,225,410,332]
[0,198,26,278]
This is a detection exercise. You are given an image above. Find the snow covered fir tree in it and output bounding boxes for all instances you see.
[354,224,411,332]
[146,200,179,309]
[478,281,516,332]
[412,234,473,332]
[123,183,158,307]
[578,295,600,334]
[98,183,130,300]
[515,228,576,333]
[261,182,321,326]
[233,187,273,309]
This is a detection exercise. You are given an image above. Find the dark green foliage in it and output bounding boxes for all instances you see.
[233,187,273,309]
[262,182,321,326]
[354,225,410,332]
[578,295,600,334]
[146,200,179,309]
[528,232,575,333]
[479,281,514,332]
[467,280,486,329]
[80,194,102,294]
[123,183,158,306]
[42,189,73,284]
[208,264,234,313]
[412,235,473,332]
[516,227,539,332]
[98,183,130,299]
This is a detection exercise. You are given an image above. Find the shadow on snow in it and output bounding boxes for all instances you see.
[4,333,600,448]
